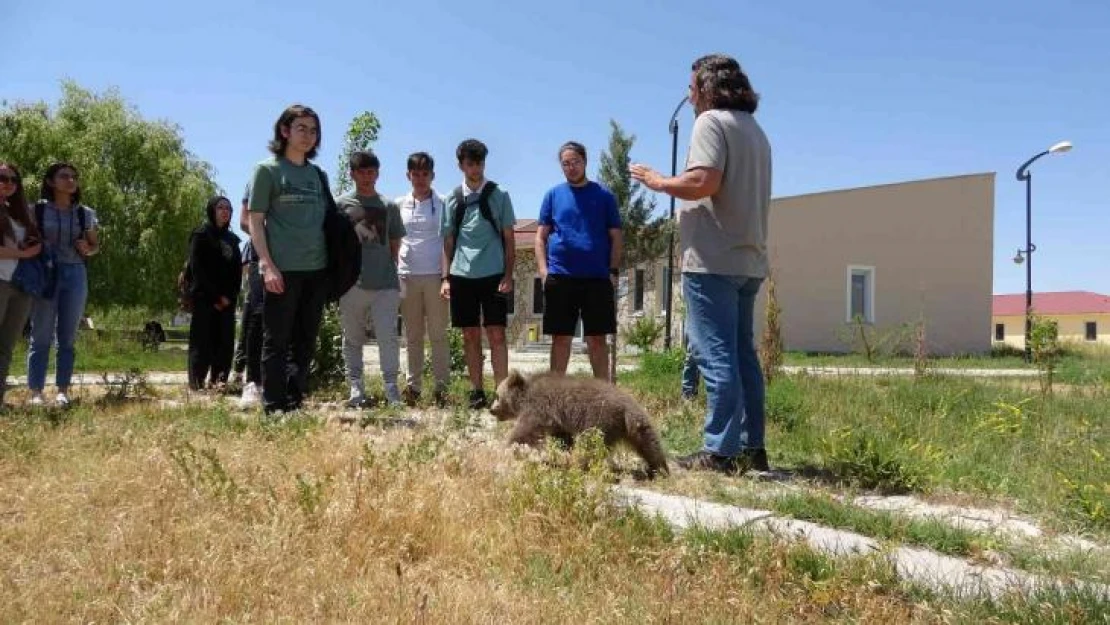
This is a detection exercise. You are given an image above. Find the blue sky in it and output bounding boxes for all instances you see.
[8,0,1108,296]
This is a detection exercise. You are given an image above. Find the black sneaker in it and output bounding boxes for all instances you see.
[468,389,487,410]
[433,388,449,408]
[401,386,420,407]
[737,448,770,472]
[675,451,740,475]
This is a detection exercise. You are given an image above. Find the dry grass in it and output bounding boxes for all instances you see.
[0,400,962,623]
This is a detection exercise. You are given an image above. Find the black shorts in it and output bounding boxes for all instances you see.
[542,275,616,336]
[449,274,509,328]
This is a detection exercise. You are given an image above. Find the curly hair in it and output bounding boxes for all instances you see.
[691,54,759,114]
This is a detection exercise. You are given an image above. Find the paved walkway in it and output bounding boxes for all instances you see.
[615,486,1108,601]
[5,352,1039,387]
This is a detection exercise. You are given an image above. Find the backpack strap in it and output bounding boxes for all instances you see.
[450,182,505,268]
[477,182,502,248]
[312,165,338,215]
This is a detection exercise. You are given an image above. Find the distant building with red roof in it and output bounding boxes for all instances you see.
[992,291,1110,347]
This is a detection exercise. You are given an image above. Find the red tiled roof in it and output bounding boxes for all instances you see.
[514,219,538,249]
[993,291,1110,316]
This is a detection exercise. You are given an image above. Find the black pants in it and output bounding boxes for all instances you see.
[261,269,328,413]
[188,299,236,389]
[232,302,263,385]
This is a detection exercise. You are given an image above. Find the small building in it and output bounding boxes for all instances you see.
[992,291,1110,348]
[508,172,996,356]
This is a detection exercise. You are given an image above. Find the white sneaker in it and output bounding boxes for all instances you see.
[237,382,261,408]
[29,393,45,406]
[346,385,367,409]
[55,392,70,407]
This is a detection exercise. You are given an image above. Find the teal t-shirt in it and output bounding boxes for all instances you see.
[247,156,328,272]
[336,192,405,290]
[440,183,515,279]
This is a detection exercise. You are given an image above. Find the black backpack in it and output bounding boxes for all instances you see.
[451,182,502,262]
[316,166,362,302]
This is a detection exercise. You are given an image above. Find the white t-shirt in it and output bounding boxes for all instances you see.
[0,217,27,282]
[396,191,445,277]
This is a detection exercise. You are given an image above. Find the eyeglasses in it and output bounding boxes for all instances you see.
[0,175,18,185]
[560,159,584,168]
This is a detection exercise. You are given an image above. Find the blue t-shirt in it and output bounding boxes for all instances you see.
[538,182,621,279]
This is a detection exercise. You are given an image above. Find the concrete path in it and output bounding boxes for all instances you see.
[782,365,1039,378]
[615,486,1108,601]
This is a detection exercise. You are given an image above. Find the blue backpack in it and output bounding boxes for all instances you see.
[12,245,58,298]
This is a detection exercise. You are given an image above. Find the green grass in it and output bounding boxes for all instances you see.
[701,487,1110,585]
[8,331,187,375]
[628,350,1110,537]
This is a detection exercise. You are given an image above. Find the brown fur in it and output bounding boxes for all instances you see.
[490,370,669,478]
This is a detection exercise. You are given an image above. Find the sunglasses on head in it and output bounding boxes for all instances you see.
[0,174,18,185]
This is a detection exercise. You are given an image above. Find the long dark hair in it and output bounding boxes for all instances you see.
[40,161,82,206]
[691,54,760,114]
[268,104,322,160]
[0,162,40,244]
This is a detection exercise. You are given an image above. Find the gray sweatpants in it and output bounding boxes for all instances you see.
[339,286,401,392]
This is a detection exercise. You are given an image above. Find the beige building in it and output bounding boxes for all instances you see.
[758,173,995,355]
[992,291,1110,348]
[507,173,996,356]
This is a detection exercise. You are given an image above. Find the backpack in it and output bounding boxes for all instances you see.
[35,200,89,264]
[315,166,361,302]
[450,182,502,262]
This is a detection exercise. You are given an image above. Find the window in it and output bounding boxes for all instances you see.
[657,265,671,315]
[994,323,1005,342]
[533,277,544,314]
[1086,321,1097,341]
[846,265,875,323]
[634,269,645,312]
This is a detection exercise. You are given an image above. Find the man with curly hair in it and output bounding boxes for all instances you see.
[631,54,772,474]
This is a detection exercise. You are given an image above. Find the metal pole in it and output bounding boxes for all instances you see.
[1024,174,1033,363]
[662,96,688,351]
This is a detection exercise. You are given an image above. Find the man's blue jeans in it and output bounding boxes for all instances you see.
[28,262,88,392]
[681,329,700,398]
[683,272,765,457]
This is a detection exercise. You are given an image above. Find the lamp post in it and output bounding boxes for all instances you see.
[662,96,689,350]
[1013,140,1072,363]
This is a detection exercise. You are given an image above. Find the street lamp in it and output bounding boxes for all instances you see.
[662,95,689,350]
[1014,140,1072,362]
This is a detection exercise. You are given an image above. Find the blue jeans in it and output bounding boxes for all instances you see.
[28,263,88,392]
[681,329,700,398]
[683,273,765,456]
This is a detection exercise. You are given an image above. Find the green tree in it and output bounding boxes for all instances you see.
[596,120,669,380]
[0,81,219,312]
[597,120,668,268]
[333,111,381,194]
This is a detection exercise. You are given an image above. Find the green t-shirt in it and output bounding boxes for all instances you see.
[337,192,406,290]
[440,183,516,279]
[248,156,329,272]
